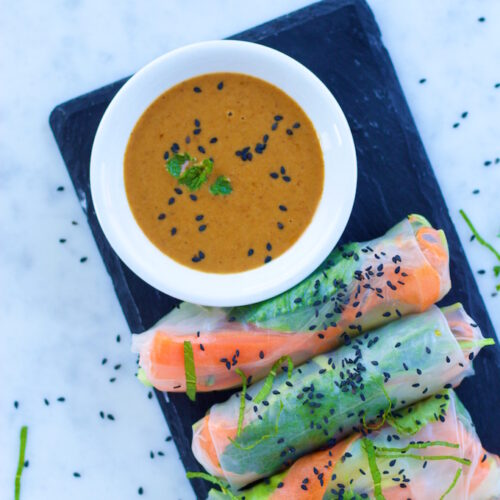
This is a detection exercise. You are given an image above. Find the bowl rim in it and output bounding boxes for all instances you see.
[90,40,357,307]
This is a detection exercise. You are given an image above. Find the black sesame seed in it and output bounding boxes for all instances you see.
[217,81,224,90]
[109,377,116,383]
[57,185,64,191]
[271,122,278,131]
[171,143,180,153]
[59,238,66,243]
[461,111,468,119]
[198,145,206,154]
[193,86,202,93]
[286,128,293,135]
[279,204,287,211]
[14,401,19,409]
[174,187,183,195]
[282,176,291,182]
[138,487,144,495]
[80,257,88,263]
[168,197,175,205]
[171,227,177,236]
[190,194,197,201]
[270,172,279,179]
[478,16,485,22]
[248,248,254,256]
[419,78,427,84]
[259,351,264,359]
[73,472,81,478]
[199,224,207,232]
[195,214,204,221]
[57,397,66,402]
[163,151,170,160]
[293,122,300,129]
[266,242,272,251]
[158,213,166,220]
[453,122,460,128]
[193,128,201,135]
[277,222,284,229]
[265,256,272,264]
[199,250,205,259]
[194,118,201,127]
[185,136,191,144]
[274,115,283,121]
[209,137,218,144]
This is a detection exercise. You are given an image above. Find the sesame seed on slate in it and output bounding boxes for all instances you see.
[72,220,78,225]
[44,398,49,406]
[57,397,66,402]
[165,436,172,442]
[198,145,206,154]
[147,391,153,399]
[14,401,19,409]
[157,213,166,220]
[138,487,144,495]
[209,137,217,143]
[473,189,480,194]
[80,257,88,263]
[264,255,272,264]
[419,78,427,84]
[171,227,177,236]
[174,187,183,195]
[116,335,121,343]
[109,377,116,383]
[190,194,197,201]
[248,248,254,256]
[461,111,468,119]
[57,186,64,191]
[59,238,66,243]
[478,16,485,22]
[453,122,460,128]
[193,86,202,93]
[73,472,81,478]
[199,224,207,232]
[107,414,115,420]
[99,411,105,419]
[217,81,224,90]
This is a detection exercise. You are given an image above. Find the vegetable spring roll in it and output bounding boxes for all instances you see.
[205,390,500,499]
[132,214,451,392]
[192,304,491,489]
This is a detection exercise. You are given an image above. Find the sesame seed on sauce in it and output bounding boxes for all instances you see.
[264,255,272,264]
[248,248,254,256]
[274,115,283,121]
[280,166,286,174]
[279,204,287,211]
[217,81,224,90]
[277,222,284,230]
[190,194,197,201]
[286,128,293,135]
[195,214,204,221]
[193,86,202,93]
[270,172,279,179]
[163,151,169,160]
[283,175,291,182]
[170,227,177,236]
[157,213,166,220]
[199,224,207,232]
[168,197,175,205]
[209,137,218,143]
[266,242,272,251]
[174,187,183,195]
[293,122,301,129]
[271,122,278,131]
[185,136,190,144]
[198,145,206,154]
[194,119,200,127]
[171,143,180,153]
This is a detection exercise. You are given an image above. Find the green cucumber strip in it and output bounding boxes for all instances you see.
[137,367,153,387]
[186,472,237,499]
[458,338,495,349]
[361,438,385,500]
[15,426,28,500]
[440,468,462,500]
[183,341,196,401]
[253,356,293,405]
[234,368,247,437]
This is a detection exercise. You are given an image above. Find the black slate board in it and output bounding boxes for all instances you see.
[49,0,500,497]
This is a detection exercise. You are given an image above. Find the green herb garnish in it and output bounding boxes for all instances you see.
[210,175,233,195]
[253,356,293,405]
[374,451,471,466]
[460,209,500,290]
[179,158,214,191]
[375,440,459,454]
[363,382,392,430]
[458,338,495,349]
[166,153,193,178]
[440,468,462,500]
[137,367,153,387]
[186,472,237,499]
[361,438,385,500]
[183,341,196,401]
[235,368,247,437]
[15,426,28,500]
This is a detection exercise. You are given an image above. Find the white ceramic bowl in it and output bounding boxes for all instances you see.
[90,40,357,307]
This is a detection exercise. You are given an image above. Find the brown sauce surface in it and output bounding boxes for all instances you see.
[124,72,324,273]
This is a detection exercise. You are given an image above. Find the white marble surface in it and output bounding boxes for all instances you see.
[1,1,499,499]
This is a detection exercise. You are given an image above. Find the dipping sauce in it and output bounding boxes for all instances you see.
[124,72,324,273]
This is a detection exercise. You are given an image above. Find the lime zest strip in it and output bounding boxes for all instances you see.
[253,356,293,405]
[234,368,247,437]
[15,426,28,500]
[361,438,385,500]
[440,468,462,500]
[183,341,197,401]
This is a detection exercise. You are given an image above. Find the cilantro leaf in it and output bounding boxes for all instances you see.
[210,175,233,195]
[166,153,193,178]
[179,158,213,191]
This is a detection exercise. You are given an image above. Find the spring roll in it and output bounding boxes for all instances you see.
[132,214,451,392]
[192,304,491,489]
[205,390,500,499]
